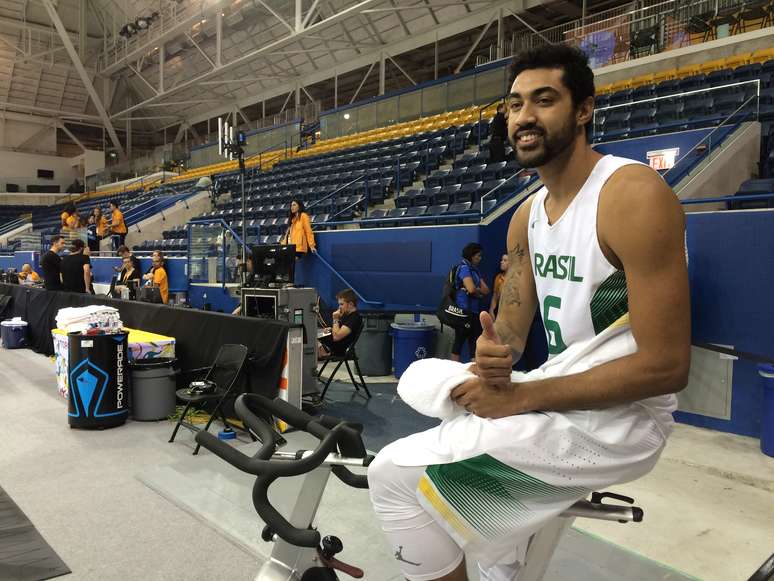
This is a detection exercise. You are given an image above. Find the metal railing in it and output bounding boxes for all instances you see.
[482,0,766,69]
[680,191,774,205]
[308,174,370,217]
[662,90,759,187]
[0,217,30,238]
[593,79,760,130]
[480,169,533,214]
[98,1,202,72]
[312,252,384,308]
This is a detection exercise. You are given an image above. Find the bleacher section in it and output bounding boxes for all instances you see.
[594,49,774,181]
[189,122,532,240]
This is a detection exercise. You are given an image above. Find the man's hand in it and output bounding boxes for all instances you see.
[474,311,512,389]
[450,376,517,419]
[332,309,341,321]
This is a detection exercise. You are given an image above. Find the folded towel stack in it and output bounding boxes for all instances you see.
[55,306,123,334]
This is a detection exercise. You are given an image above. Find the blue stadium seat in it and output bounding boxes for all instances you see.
[435,184,461,205]
[609,89,633,106]
[656,100,684,130]
[629,105,658,134]
[683,97,714,127]
[463,164,487,184]
[457,181,483,203]
[714,92,746,116]
[383,207,407,227]
[395,189,418,208]
[655,79,681,97]
[481,178,506,197]
[632,84,656,102]
[404,205,428,226]
[481,199,497,214]
[363,209,388,224]
[454,153,478,168]
[415,186,439,207]
[706,69,734,86]
[444,167,468,185]
[729,178,774,209]
[482,161,508,181]
[426,204,448,223]
[678,74,707,92]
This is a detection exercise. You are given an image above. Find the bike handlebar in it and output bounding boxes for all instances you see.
[194,393,372,548]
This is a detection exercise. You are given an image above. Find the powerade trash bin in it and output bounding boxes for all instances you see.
[758,363,774,458]
[391,322,435,379]
[357,314,393,376]
[1,318,27,349]
[68,332,129,429]
[130,358,178,421]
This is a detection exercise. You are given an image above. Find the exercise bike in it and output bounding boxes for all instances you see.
[195,394,645,581]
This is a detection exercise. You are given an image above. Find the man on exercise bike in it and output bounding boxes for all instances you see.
[368,45,691,580]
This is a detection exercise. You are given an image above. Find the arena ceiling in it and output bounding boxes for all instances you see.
[0,0,630,156]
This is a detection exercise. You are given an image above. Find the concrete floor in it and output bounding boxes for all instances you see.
[1,348,773,580]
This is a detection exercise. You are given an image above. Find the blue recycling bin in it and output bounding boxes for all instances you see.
[758,363,774,458]
[391,322,435,379]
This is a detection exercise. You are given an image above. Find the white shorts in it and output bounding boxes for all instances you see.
[368,403,672,573]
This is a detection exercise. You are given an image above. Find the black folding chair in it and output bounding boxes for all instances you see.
[317,324,371,400]
[168,344,252,455]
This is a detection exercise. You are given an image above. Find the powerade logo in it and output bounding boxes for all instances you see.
[68,358,126,419]
[116,347,124,409]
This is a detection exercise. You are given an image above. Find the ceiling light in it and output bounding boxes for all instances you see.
[201,18,207,23]
[343,113,350,120]
[135,16,150,29]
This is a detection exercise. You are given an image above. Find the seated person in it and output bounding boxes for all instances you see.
[17,263,40,284]
[143,252,169,304]
[317,288,362,358]
[111,256,142,298]
[367,45,691,581]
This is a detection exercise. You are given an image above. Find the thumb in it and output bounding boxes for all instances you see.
[480,311,501,343]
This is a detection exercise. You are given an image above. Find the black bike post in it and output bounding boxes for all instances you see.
[238,147,247,265]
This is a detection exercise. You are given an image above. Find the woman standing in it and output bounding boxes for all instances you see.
[94,207,108,243]
[282,199,316,258]
[488,252,509,320]
[143,251,169,304]
[450,242,489,362]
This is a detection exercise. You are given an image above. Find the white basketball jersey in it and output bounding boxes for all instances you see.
[527,155,647,358]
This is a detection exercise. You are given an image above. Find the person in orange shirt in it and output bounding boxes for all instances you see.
[143,252,169,304]
[281,199,316,257]
[488,253,509,320]
[109,201,127,251]
[18,263,40,284]
[93,207,109,238]
[66,210,82,230]
[60,202,76,231]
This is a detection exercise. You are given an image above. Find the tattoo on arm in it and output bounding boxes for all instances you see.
[500,243,526,307]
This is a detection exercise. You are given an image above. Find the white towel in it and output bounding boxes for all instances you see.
[399,321,637,421]
[397,359,476,420]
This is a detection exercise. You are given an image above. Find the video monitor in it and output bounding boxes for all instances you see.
[251,244,296,287]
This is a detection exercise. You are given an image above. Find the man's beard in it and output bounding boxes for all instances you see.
[510,118,578,169]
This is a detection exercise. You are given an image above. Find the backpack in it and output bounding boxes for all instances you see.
[436,264,472,329]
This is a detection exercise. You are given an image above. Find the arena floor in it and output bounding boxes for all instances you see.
[1,347,772,581]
